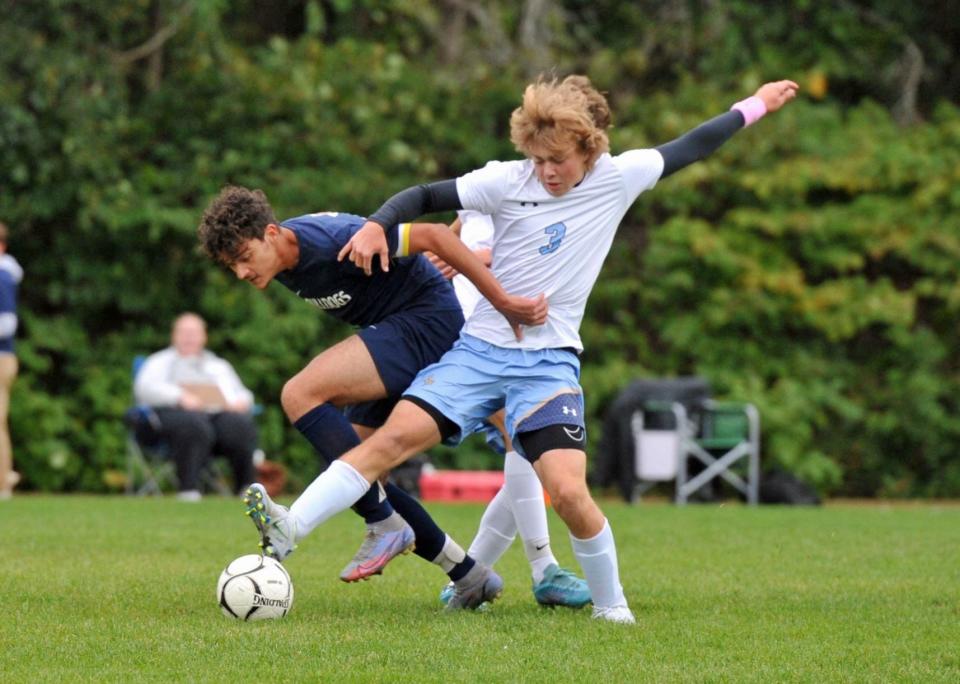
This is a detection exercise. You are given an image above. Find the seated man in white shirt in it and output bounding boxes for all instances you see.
[134,312,257,501]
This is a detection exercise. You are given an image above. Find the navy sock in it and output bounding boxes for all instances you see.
[447,556,476,582]
[294,404,393,523]
[384,483,475,580]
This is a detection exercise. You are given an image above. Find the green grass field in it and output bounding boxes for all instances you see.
[3,496,959,682]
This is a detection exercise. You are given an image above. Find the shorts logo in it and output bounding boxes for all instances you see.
[563,426,585,442]
[305,290,352,309]
[423,376,434,385]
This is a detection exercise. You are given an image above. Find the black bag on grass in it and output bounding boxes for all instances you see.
[759,469,821,505]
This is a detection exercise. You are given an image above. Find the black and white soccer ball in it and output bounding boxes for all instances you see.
[217,554,294,621]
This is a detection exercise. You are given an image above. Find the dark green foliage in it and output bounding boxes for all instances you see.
[2,1,958,495]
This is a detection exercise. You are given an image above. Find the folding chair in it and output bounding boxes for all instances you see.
[124,403,176,495]
[124,356,233,496]
[680,400,760,505]
[125,356,173,495]
[631,395,760,505]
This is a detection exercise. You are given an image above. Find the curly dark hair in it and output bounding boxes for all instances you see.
[197,186,276,263]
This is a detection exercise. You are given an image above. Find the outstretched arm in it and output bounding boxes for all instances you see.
[406,222,547,340]
[337,180,461,275]
[656,80,799,178]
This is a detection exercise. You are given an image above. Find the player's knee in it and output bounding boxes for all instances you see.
[279,378,298,418]
[280,375,328,420]
[368,427,414,469]
[546,478,589,520]
[343,430,406,481]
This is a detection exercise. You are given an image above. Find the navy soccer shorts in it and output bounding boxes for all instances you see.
[345,305,464,428]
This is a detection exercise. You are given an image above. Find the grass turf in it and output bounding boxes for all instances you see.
[3,496,959,682]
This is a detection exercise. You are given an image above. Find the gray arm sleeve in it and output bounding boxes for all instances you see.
[367,180,462,230]
[655,110,745,178]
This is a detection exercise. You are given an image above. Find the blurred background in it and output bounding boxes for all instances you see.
[1,0,958,498]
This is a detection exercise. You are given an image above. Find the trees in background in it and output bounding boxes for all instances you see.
[1,0,958,495]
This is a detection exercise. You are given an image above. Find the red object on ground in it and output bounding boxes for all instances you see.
[419,469,505,503]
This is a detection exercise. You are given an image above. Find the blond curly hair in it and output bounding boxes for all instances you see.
[509,75,611,169]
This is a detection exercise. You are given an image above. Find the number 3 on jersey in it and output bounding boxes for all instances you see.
[539,222,567,255]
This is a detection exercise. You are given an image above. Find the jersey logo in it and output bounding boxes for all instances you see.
[305,290,352,309]
[538,222,567,255]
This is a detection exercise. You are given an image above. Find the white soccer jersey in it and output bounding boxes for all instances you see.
[456,149,664,351]
[452,210,495,319]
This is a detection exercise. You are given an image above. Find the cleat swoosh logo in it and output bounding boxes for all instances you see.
[563,426,585,442]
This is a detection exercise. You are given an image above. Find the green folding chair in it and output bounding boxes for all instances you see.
[631,398,760,505]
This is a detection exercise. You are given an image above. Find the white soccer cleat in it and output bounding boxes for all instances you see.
[591,605,636,624]
[243,483,298,561]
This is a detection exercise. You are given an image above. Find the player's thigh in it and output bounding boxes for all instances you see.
[288,334,387,406]
[341,399,442,479]
[352,423,376,441]
[372,399,443,456]
[534,448,589,494]
[486,409,513,452]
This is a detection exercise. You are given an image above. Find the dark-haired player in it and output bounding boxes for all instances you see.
[198,187,545,607]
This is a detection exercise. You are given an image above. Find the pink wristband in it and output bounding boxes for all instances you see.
[730,95,767,126]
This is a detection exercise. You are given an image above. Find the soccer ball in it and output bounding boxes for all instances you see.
[217,554,294,621]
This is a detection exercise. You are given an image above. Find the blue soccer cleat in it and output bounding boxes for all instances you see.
[439,581,455,605]
[532,564,592,609]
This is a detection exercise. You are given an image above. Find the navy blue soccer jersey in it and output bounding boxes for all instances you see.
[274,212,460,326]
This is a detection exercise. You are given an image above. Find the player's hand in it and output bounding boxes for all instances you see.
[337,221,390,275]
[496,293,548,341]
[424,251,458,280]
[425,248,492,281]
[755,80,799,113]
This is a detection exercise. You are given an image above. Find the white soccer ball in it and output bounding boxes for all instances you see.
[217,554,294,621]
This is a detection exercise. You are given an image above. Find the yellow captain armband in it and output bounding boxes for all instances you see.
[396,222,413,257]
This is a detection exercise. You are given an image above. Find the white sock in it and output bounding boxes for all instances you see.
[504,450,556,583]
[289,460,371,539]
[570,518,627,610]
[466,487,517,566]
[432,535,467,573]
